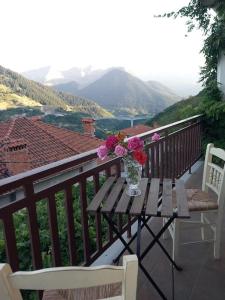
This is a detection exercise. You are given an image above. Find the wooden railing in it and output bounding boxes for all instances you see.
[0,115,202,281]
[144,119,202,180]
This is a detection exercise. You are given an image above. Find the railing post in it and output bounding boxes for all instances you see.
[2,214,19,272]
[93,173,103,252]
[165,130,169,178]
[65,187,77,265]
[79,179,91,265]
[24,183,43,271]
[47,194,62,267]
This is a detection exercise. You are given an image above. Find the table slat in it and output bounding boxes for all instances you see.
[129,178,148,215]
[102,177,126,213]
[87,177,115,212]
[175,179,190,218]
[161,179,173,217]
[115,188,131,214]
[145,178,160,216]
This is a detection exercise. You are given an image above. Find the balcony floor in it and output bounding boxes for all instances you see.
[127,164,225,300]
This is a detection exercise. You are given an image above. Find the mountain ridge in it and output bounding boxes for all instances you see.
[74,69,181,115]
[0,65,112,118]
[22,65,181,116]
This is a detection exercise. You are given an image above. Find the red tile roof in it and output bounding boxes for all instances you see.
[120,124,152,137]
[0,117,102,177]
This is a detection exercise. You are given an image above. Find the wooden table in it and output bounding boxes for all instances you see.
[87,177,190,300]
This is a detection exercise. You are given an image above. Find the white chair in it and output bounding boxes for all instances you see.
[165,143,225,260]
[0,255,138,300]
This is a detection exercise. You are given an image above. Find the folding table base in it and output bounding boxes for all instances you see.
[103,213,182,300]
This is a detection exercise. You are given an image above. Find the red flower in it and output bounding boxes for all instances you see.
[133,150,147,165]
[105,135,119,150]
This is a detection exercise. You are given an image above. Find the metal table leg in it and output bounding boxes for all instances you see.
[113,216,151,264]
[136,217,142,258]
[140,216,182,271]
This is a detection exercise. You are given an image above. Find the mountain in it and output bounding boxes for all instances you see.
[23,66,181,116]
[22,66,64,84]
[73,69,181,115]
[23,65,111,87]
[53,81,79,94]
[145,81,181,106]
[0,65,112,118]
[61,66,110,88]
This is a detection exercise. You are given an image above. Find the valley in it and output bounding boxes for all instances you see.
[23,65,181,116]
[0,64,182,138]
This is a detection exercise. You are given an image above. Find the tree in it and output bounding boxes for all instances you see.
[154,1,225,150]
[157,0,225,100]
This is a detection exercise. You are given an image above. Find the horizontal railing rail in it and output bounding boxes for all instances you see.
[0,114,202,299]
[0,114,202,194]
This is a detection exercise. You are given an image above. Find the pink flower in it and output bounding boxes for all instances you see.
[152,133,160,142]
[105,135,118,150]
[128,136,144,151]
[97,145,108,160]
[114,145,128,157]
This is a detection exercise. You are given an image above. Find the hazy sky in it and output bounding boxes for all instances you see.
[0,0,206,96]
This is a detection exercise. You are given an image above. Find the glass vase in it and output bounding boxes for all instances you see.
[123,158,142,196]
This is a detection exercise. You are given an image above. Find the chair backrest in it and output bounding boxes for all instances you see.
[0,255,138,300]
[202,143,225,204]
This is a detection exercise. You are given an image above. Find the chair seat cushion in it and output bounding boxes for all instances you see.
[43,282,122,300]
[182,189,217,212]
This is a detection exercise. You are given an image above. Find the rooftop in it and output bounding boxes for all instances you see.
[120,124,153,137]
[0,117,102,177]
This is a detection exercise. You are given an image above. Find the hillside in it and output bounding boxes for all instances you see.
[146,92,204,126]
[0,65,112,118]
[73,69,180,115]
[0,84,41,109]
[147,89,225,153]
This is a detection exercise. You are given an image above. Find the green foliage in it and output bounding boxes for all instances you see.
[0,107,43,122]
[147,93,203,126]
[43,112,91,133]
[96,119,131,137]
[0,84,41,109]
[147,89,225,152]
[43,113,145,139]
[0,179,110,300]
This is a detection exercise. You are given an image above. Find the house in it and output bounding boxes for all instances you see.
[0,116,102,178]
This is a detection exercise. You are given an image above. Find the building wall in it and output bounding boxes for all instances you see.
[217,53,225,98]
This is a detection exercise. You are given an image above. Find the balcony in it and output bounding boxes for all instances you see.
[1,114,224,300]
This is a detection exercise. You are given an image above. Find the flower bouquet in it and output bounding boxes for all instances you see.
[97,133,147,196]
